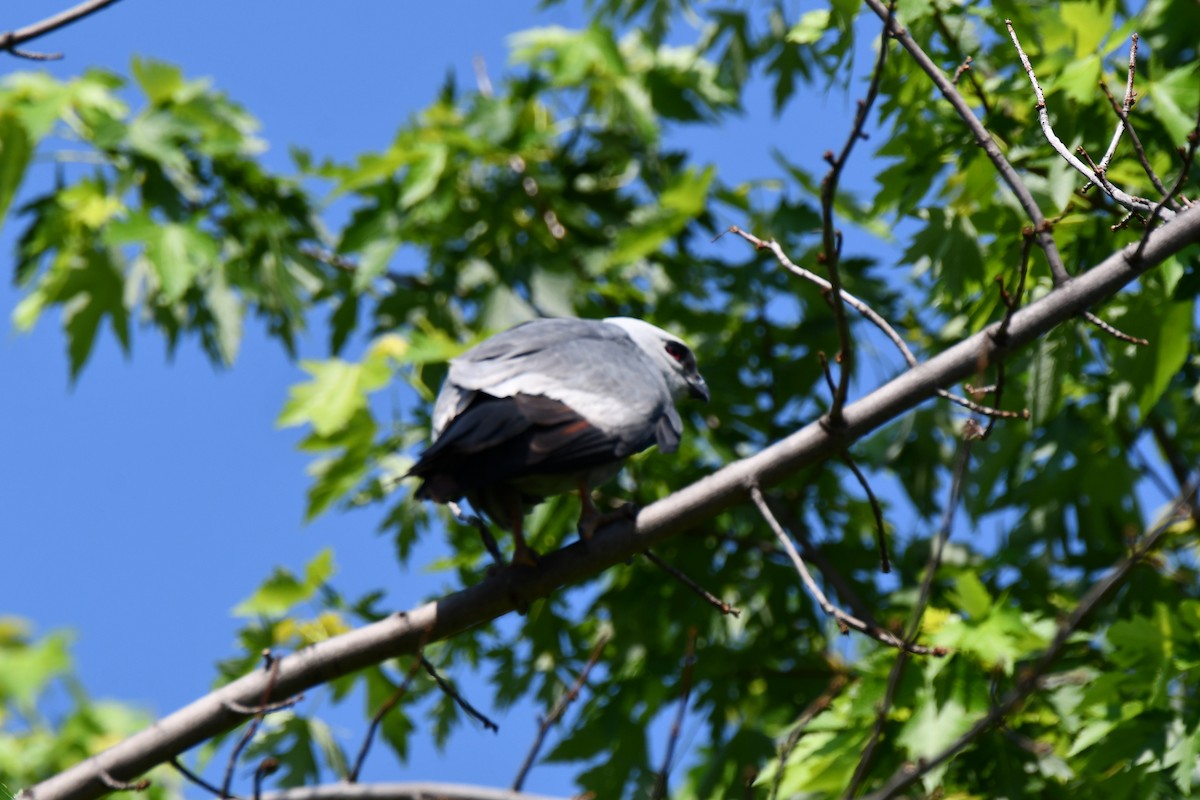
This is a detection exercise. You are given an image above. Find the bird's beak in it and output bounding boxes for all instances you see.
[688,373,710,403]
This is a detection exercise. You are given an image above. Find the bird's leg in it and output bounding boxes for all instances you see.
[577,481,639,542]
[450,501,505,570]
[577,479,601,543]
[509,500,540,569]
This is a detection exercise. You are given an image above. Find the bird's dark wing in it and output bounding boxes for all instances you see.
[432,319,673,451]
[410,393,633,502]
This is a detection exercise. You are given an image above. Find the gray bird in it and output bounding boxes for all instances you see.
[408,317,708,565]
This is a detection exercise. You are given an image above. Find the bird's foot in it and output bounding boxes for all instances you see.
[504,546,541,615]
[511,542,541,569]
[577,501,640,543]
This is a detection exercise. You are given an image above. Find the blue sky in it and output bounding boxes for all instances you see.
[0,1,895,794]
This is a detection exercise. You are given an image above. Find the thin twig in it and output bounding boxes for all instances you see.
[512,635,610,792]
[729,226,1020,420]
[651,628,698,800]
[931,8,992,117]
[1097,34,1139,174]
[982,234,1036,437]
[751,487,945,656]
[818,0,895,425]
[644,551,740,616]
[861,478,1200,800]
[839,454,891,573]
[348,644,430,782]
[844,442,972,797]
[860,0,1073,286]
[0,0,122,58]
[223,696,302,716]
[770,674,850,800]
[1134,105,1200,262]
[1081,311,1149,345]
[419,656,499,732]
[223,655,282,799]
[97,772,150,792]
[170,758,234,799]
[253,760,278,800]
[1005,20,1169,221]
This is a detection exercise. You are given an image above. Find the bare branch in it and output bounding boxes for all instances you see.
[420,656,499,732]
[223,656,281,799]
[818,0,895,425]
[651,628,698,800]
[1097,33,1139,174]
[729,225,1025,421]
[751,487,944,656]
[169,758,232,800]
[644,550,740,616]
[512,634,609,792]
[860,0,1072,286]
[0,0,122,59]
[21,206,1200,800]
[838,453,890,573]
[263,784,573,800]
[1135,105,1200,261]
[349,649,428,783]
[860,478,1200,800]
[97,772,149,793]
[1005,20,1171,221]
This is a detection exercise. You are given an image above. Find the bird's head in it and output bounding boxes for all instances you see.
[604,317,710,404]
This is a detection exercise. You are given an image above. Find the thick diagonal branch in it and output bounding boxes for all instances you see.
[21,206,1200,800]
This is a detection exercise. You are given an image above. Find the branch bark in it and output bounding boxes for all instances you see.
[262,783,571,800]
[0,0,123,58]
[21,206,1200,800]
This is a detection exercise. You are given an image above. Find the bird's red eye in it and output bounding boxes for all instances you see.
[664,341,689,363]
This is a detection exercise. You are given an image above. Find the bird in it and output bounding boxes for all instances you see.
[407,316,708,566]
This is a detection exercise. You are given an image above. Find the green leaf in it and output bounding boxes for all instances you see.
[278,353,389,437]
[131,57,185,104]
[0,113,32,232]
[786,9,831,44]
[233,550,335,617]
[1137,302,1192,418]
[948,573,992,618]
[1147,62,1200,145]
[400,143,448,209]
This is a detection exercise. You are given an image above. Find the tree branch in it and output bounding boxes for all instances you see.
[0,0,123,60]
[860,0,1071,285]
[21,206,1200,800]
[262,784,572,800]
[1005,21,1171,221]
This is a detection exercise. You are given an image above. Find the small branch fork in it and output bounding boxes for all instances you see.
[1005,21,1172,222]
[512,634,610,792]
[859,477,1200,800]
[817,0,896,426]
[726,226,1027,424]
[650,628,698,800]
[348,636,431,783]
[223,653,285,799]
[1097,34,1140,176]
[0,0,122,61]
[750,486,945,657]
[859,0,1149,346]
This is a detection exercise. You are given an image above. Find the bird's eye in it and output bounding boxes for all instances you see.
[664,341,689,364]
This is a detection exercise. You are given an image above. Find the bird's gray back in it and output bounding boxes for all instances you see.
[432,318,679,450]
